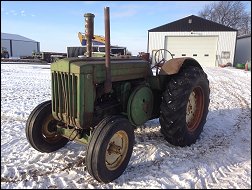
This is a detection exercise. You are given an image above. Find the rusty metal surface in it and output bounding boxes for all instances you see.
[84,13,95,57]
[104,7,112,93]
[186,87,204,132]
[138,52,150,62]
[159,57,189,75]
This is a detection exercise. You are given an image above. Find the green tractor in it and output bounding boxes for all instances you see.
[26,7,210,183]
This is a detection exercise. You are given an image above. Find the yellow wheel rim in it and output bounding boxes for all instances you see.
[42,115,62,143]
[105,130,129,171]
[186,86,204,132]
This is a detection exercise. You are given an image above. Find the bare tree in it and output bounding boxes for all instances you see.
[198,1,251,36]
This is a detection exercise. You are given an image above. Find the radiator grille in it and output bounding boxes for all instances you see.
[52,72,78,126]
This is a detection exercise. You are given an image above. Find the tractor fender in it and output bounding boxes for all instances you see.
[159,57,203,75]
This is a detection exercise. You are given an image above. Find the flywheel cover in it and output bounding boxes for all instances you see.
[127,85,153,126]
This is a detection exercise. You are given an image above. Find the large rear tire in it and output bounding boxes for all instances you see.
[86,115,135,183]
[159,66,210,146]
[26,100,69,153]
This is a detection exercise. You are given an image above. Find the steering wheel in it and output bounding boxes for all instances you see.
[152,49,173,75]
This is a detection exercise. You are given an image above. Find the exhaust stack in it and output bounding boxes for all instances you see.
[104,7,112,93]
[84,13,95,57]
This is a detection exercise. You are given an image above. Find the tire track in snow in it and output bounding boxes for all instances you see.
[194,67,251,189]
[1,155,87,188]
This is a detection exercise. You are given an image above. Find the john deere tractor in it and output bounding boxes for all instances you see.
[26,7,210,183]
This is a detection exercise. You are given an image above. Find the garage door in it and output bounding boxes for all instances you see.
[165,36,218,67]
[12,41,38,57]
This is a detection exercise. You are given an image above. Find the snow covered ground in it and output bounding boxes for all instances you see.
[1,63,251,189]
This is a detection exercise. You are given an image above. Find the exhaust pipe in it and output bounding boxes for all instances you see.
[104,7,112,93]
[84,13,95,57]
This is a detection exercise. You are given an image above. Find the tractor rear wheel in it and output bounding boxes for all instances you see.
[26,100,69,153]
[159,66,210,146]
[86,115,135,183]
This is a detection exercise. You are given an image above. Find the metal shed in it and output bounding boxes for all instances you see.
[234,34,251,65]
[148,15,237,67]
[1,33,40,58]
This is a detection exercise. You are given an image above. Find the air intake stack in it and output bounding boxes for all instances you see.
[84,13,95,57]
[104,7,112,93]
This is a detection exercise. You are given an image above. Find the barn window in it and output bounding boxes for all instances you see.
[221,51,230,59]
[182,54,186,56]
[204,54,209,57]
[193,54,197,56]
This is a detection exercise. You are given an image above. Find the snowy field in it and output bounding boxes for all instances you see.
[1,63,251,189]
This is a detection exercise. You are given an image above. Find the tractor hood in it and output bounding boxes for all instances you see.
[51,57,152,82]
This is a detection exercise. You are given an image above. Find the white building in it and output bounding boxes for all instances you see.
[1,33,40,58]
[234,34,251,65]
[147,15,237,67]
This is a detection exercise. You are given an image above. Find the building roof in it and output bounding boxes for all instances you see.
[1,33,38,42]
[237,34,251,39]
[149,15,237,32]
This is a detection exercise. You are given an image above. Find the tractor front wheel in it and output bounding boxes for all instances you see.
[86,115,135,183]
[26,100,69,153]
[160,66,210,146]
